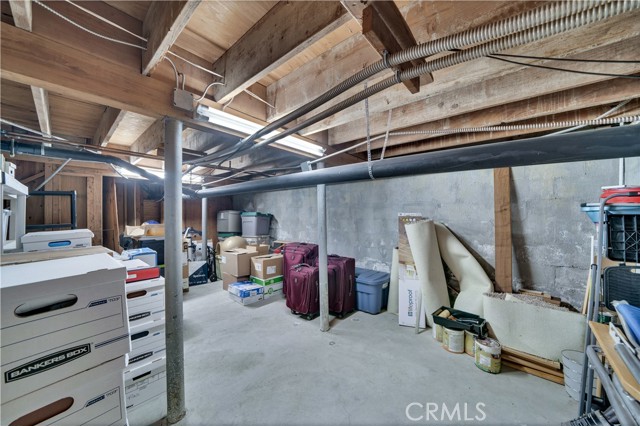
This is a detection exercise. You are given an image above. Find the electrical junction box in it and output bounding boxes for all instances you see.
[172,88,194,112]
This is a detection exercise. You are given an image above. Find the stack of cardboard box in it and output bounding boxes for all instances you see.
[1,252,130,426]
[220,248,260,290]
[250,254,284,299]
[120,257,167,426]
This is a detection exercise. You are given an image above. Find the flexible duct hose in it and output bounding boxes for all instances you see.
[188,0,606,166]
[247,0,639,153]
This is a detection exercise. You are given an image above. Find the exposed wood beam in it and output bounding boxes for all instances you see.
[8,0,32,31]
[130,119,166,163]
[494,168,512,293]
[30,86,51,136]
[378,103,640,158]
[362,2,431,93]
[142,0,202,75]
[340,0,368,25]
[328,35,640,143]
[352,79,640,152]
[92,107,126,146]
[211,1,350,103]
[1,22,195,124]
[266,1,547,122]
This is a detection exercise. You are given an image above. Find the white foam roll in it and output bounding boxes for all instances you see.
[405,220,449,327]
[388,247,399,315]
[434,222,493,316]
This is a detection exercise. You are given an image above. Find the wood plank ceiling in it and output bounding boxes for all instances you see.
[1,1,639,186]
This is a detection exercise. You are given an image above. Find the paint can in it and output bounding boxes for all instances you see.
[433,324,443,342]
[464,331,476,356]
[474,337,502,374]
[442,327,464,353]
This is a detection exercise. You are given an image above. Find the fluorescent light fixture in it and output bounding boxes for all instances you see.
[115,166,203,184]
[196,104,325,157]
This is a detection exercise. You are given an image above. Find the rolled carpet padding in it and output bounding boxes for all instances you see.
[388,247,399,315]
[405,220,449,326]
[434,222,493,316]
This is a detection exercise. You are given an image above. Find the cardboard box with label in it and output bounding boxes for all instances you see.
[21,229,94,252]
[228,292,263,306]
[222,272,249,291]
[398,264,426,329]
[129,320,165,362]
[250,275,283,287]
[250,254,283,280]
[125,357,167,426]
[220,248,259,276]
[126,277,165,328]
[1,253,130,403]
[121,247,157,267]
[247,244,270,255]
[261,280,284,299]
[1,356,127,425]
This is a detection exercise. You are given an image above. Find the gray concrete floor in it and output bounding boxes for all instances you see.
[176,282,576,426]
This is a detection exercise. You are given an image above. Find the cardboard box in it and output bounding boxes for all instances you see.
[222,272,249,291]
[21,229,94,252]
[0,246,112,266]
[127,320,166,368]
[1,254,130,403]
[121,247,157,267]
[125,357,166,425]
[121,259,161,283]
[1,356,127,425]
[250,254,283,280]
[250,275,283,287]
[220,248,259,276]
[261,280,283,299]
[247,244,269,255]
[125,224,164,238]
[126,278,165,327]
[228,292,263,306]
[398,264,426,329]
[228,282,264,298]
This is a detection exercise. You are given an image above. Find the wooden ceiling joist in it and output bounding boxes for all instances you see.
[142,0,202,76]
[351,79,640,153]
[211,1,350,103]
[30,86,51,136]
[327,35,640,144]
[362,1,432,94]
[130,118,165,163]
[92,107,126,146]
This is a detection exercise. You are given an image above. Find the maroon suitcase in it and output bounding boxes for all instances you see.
[283,243,318,295]
[286,264,319,319]
[326,255,356,318]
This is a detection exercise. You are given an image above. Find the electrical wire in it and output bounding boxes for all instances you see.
[380,110,393,161]
[363,83,374,180]
[64,0,147,42]
[33,0,146,50]
[0,119,66,141]
[490,52,640,64]
[195,81,226,102]
[166,51,225,79]
[488,55,640,79]
[243,89,276,109]
[163,57,180,89]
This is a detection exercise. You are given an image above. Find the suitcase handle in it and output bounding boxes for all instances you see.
[292,263,311,271]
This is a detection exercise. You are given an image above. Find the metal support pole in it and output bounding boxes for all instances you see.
[164,118,186,423]
[317,162,329,332]
[201,189,208,279]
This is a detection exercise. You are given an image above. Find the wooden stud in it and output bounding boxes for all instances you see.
[93,107,126,146]
[8,0,32,31]
[494,167,512,293]
[502,360,565,385]
[30,86,51,136]
[142,0,202,76]
[103,177,119,251]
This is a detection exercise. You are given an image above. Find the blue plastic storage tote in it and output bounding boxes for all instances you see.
[355,268,390,314]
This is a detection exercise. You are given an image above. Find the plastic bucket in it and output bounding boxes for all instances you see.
[475,338,501,373]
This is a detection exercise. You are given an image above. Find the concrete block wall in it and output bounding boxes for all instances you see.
[233,157,639,309]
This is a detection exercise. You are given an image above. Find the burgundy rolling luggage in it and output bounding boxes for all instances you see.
[325,255,356,318]
[283,243,318,295]
[286,264,319,319]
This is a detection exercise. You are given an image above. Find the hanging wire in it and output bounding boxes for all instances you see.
[363,82,375,180]
[33,0,147,50]
[380,110,393,161]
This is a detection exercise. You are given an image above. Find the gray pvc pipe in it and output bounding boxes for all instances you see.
[198,126,640,198]
[164,118,186,424]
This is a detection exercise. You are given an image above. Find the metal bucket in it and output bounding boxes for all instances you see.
[442,327,464,353]
[475,337,501,373]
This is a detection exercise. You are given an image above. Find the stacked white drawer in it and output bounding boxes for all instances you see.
[1,253,129,426]
[121,259,167,425]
